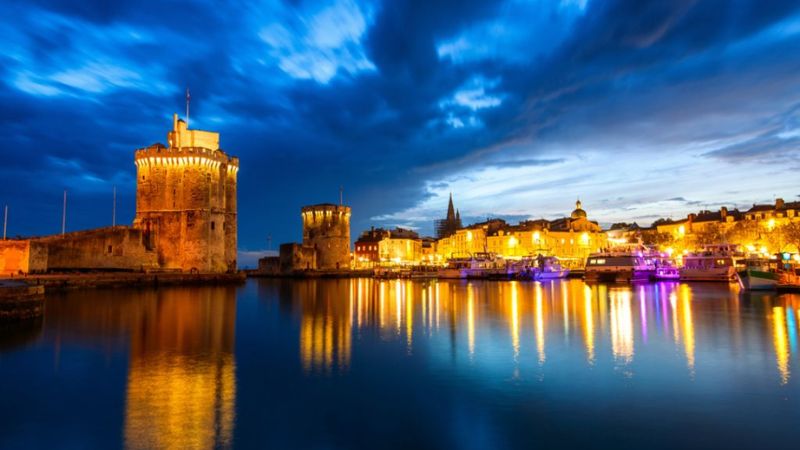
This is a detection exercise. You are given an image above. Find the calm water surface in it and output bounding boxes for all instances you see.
[1,279,799,449]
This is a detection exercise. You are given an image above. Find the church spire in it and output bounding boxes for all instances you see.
[446,193,456,221]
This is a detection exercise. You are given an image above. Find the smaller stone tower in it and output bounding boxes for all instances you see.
[301,204,351,270]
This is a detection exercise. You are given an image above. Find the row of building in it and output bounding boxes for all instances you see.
[267,194,800,274]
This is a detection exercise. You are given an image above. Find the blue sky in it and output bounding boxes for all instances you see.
[2,0,800,264]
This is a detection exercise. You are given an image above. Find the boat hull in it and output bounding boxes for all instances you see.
[680,266,736,281]
[738,269,778,291]
[535,269,570,281]
[585,269,653,284]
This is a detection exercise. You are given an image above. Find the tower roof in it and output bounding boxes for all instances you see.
[446,193,456,221]
[571,199,587,219]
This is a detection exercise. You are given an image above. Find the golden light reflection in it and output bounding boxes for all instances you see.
[510,281,520,360]
[772,306,790,385]
[123,288,237,450]
[582,285,595,365]
[279,278,788,384]
[299,281,352,375]
[609,289,634,364]
[467,283,476,357]
[534,283,546,365]
[679,285,696,376]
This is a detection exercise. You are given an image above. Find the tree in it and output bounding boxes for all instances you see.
[779,221,800,253]
[726,220,760,246]
[692,223,725,247]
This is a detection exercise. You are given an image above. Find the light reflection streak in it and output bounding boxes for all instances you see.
[534,283,546,365]
[772,306,790,385]
[679,285,695,376]
[610,289,634,364]
[467,283,476,358]
[583,285,595,365]
[511,281,520,361]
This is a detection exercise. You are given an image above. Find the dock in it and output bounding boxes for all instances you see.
[0,280,45,321]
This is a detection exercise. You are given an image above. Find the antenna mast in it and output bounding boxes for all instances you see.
[3,205,7,240]
[339,185,343,206]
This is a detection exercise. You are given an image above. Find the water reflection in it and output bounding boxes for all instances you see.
[42,287,238,449]
[280,279,800,386]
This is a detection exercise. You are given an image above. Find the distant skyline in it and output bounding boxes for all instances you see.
[1,0,799,264]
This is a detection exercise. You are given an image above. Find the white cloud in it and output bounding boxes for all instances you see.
[258,0,375,84]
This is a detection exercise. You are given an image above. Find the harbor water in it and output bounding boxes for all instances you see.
[1,279,799,449]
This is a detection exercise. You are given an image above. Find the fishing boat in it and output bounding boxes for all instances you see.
[584,250,655,283]
[680,244,742,281]
[737,256,780,291]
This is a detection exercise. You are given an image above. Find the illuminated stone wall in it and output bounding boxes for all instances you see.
[133,114,239,273]
[39,227,158,271]
[0,240,47,275]
[301,204,351,270]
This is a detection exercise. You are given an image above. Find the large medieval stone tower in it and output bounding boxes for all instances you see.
[301,204,351,270]
[133,114,238,273]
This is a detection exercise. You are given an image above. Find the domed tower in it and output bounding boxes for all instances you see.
[301,204,351,270]
[133,114,239,273]
[571,199,587,220]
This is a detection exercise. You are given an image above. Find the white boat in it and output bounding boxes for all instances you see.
[519,255,570,281]
[437,253,505,279]
[680,244,742,281]
[584,250,654,283]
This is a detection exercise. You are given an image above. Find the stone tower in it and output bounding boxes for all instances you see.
[133,114,239,273]
[301,204,351,270]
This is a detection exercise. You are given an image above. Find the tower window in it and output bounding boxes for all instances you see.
[211,221,216,231]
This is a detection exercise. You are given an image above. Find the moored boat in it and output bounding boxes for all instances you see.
[650,252,680,281]
[584,250,654,283]
[737,256,779,291]
[518,255,570,281]
[680,244,742,281]
[437,253,505,279]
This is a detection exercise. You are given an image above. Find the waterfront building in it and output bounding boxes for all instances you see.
[354,227,386,266]
[434,201,607,267]
[354,227,422,267]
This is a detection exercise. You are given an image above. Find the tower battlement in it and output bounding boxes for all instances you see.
[134,146,239,173]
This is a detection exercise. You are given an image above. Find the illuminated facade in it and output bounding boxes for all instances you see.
[435,201,607,266]
[652,199,800,254]
[355,227,423,267]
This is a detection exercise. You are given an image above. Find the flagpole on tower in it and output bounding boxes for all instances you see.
[186,87,191,128]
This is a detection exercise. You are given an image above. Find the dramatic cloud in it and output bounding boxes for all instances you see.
[1,0,800,263]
